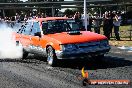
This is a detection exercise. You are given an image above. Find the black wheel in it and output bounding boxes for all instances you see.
[22,49,28,59]
[16,41,28,59]
[92,54,104,62]
[47,46,57,67]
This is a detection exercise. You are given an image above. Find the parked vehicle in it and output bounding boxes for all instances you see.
[15,17,110,66]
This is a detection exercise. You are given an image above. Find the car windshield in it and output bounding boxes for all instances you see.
[42,19,80,34]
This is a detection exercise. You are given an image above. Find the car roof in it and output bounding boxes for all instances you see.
[35,17,70,22]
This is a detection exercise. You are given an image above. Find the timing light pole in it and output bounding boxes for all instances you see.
[84,0,87,31]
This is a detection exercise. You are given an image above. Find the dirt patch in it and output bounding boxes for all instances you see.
[109,39,132,47]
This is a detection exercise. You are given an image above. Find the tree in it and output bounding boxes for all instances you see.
[63,9,74,17]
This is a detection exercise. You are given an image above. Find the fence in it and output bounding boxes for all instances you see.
[111,25,132,40]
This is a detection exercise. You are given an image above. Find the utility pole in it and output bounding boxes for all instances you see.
[84,0,87,31]
[3,9,5,18]
[52,6,55,17]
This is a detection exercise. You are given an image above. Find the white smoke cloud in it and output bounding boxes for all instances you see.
[0,24,23,59]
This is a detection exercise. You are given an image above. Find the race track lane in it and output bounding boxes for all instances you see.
[0,46,131,88]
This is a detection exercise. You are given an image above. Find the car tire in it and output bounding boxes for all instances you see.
[16,41,28,59]
[47,46,57,67]
[22,49,28,59]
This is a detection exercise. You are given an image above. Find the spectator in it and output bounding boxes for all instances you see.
[41,13,45,18]
[81,13,91,31]
[74,12,80,23]
[108,11,114,36]
[88,15,92,31]
[23,15,26,21]
[113,12,121,40]
[103,11,111,39]
[74,12,83,30]
[20,12,25,21]
[15,13,20,23]
[93,12,101,34]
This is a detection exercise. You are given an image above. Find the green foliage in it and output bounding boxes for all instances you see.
[63,9,74,17]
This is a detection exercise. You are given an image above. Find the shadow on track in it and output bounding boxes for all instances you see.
[23,54,132,70]
[0,59,36,63]
[0,54,47,64]
[56,56,132,70]
[0,55,40,64]
[1,54,132,71]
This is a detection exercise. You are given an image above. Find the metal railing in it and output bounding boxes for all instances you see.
[110,25,132,40]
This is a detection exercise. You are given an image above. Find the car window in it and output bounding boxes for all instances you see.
[47,20,62,33]
[67,20,80,31]
[42,20,71,34]
[17,25,25,34]
[42,22,48,34]
[31,22,41,36]
[22,22,32,35]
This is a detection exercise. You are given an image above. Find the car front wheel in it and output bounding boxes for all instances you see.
[47,46,57,67]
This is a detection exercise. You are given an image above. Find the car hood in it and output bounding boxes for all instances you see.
[45,31,107,44]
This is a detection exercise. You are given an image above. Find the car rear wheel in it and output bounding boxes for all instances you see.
[22,49,28,59]
[47,46,57,67]
[16,41,28,59]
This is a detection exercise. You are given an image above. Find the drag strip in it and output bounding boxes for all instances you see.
[0,46,131,88]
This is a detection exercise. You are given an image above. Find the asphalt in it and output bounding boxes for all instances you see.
[0,46,131,88]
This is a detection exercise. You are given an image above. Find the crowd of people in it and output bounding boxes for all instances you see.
[0,12,46,28]
[72,11,122,40]
[0,12,45,22]
[0,11,122,40]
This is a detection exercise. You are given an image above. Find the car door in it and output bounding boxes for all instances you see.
[15,26,23,41]
[30,21,42,54]
[20,23,32,50]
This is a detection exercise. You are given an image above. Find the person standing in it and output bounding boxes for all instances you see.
[113,12,121,40]
[74,12,80,23]
[81,13,92,31]
[108,11,114,37]
[88,16,92,31]
[93,12,101,34]
[103,11,111,40]
[74,12,83,30]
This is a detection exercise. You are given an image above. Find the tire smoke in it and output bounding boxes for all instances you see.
[0,24,23,59]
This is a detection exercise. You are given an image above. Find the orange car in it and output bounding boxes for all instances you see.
[15,17,110,66]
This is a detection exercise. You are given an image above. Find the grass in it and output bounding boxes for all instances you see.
[119,25,132,31]
[99,25,132,47]
[109,39,132,47]
[109,25,132,47]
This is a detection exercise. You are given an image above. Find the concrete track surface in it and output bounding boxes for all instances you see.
[0,46,131,88]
